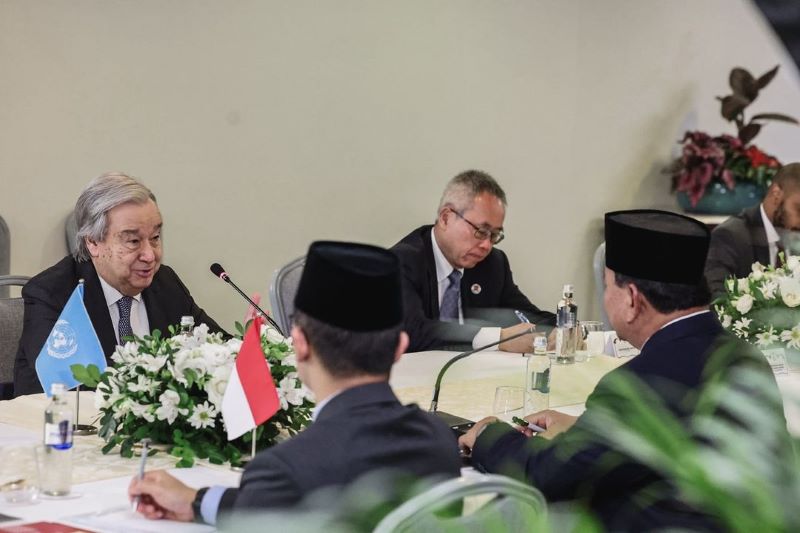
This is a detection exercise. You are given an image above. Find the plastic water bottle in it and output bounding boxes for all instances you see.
[41,383,73,496]
[555,284,579,364]
[180,315,195,335]
[525,352,550,415]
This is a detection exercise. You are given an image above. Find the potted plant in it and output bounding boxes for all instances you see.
[671,66,797,214]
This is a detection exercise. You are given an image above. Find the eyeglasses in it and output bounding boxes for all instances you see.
[450,209,505,245]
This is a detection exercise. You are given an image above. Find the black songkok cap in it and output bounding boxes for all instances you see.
[604,210,710,285]
[294,241,403,331]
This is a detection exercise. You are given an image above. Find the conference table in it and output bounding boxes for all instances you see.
[1,350,798,531]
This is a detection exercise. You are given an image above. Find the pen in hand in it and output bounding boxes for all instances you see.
[512,415,546,433]
[514,310,530,324]
[131,438,151,512]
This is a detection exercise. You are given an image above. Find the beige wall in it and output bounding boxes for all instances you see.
[2,0,800,328]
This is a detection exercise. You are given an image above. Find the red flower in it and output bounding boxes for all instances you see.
[746,145,770,167]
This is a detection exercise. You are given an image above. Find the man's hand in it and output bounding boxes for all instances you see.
[458,416,499,456]
[128,470,198,522]
[498,323,536,353]
[518,410,577,440]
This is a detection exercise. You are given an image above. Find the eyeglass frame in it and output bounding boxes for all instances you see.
[449,208,505,245]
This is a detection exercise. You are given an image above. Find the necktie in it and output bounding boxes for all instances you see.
[117,296,134,342]
[439,270,462,321]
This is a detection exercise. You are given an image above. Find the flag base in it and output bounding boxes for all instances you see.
[73,424,97,436]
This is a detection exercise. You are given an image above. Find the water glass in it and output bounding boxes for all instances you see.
[578,321,605,360]
[493,386,526,423]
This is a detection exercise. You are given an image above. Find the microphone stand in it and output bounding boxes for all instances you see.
[429,328,534,435]
[213,269,285,337]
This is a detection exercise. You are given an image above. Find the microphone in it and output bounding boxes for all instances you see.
[209,263,285,337]
[429,328,535,435]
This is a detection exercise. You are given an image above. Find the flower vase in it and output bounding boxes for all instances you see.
[677,182,766,215]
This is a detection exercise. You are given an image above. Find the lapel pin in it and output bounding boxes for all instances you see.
[470,283,481,295]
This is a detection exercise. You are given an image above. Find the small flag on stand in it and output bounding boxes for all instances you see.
[35,281,107,396]
[222,316,281,440]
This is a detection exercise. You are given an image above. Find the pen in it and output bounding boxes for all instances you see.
[131,438,151,512]
[514,310,530,324]
[512,415,546,433]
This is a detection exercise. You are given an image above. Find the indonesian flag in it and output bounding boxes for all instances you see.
[222,316,281,440]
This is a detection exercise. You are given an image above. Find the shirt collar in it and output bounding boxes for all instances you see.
[97,275,142,307]
[761,203,781,244]
[640,309,711,350]
[311,389,342,422]
[430,228,463,284]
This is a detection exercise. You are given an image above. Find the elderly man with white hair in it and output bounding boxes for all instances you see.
[13,172,224,396]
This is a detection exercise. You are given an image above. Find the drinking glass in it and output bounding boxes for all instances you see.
[578,321,605,361]
[493,386,526,423]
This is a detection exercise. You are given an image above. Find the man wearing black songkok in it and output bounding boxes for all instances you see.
[460,210,789,530]
[128,241,461,525]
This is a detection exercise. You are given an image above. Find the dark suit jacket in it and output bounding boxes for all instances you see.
[218,382,461,514]
[705,205,770,298]
[472,312,788,531]
[13,256,225,396]
[391,225,555,351]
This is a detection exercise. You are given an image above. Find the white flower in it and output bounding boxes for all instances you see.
[755,327,779,348]
[780,326,800,350]
[154,390,188,424]
[751,262,765,274]
[263,325,286,345]
[155,403,180,424]
[205,366,232,408]
[127,374,159,396]
[787,255,800,272]
[751,269,764,281]
[721,315,732,329]
[737,278,750,294]
[733,317,752,332]
[725,278,735,292]
[734,294,754,315]
[759,280,778,300]
[139,353,169,374]
[277,373,309,410]
[779,276,800,307]
[130,401,155,423]
[188,401,217,429]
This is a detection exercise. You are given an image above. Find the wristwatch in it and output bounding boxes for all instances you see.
[192,487,209,523]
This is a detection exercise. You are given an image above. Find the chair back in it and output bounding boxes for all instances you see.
[269,255,305,334]
[0,275,30,399]
[65,210,79,257]
[0,216,9,298]
[593,242,609,328]
[374,474,547,533]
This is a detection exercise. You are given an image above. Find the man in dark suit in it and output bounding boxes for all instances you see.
[128,241,461,525]
[705,162,800,297]
[13,172,224,396]
[392,170,555,353]
[459,210,789,530]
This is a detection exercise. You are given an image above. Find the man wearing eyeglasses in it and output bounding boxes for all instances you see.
[391,170,555,353]
[13,172,225,396]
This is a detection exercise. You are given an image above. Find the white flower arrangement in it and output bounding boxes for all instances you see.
[72,322,314,467]
[716,255,800,351]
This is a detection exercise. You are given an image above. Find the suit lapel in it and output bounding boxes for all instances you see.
[743,206,770,265]
[422,229,441,319]
[77,261,117,357]
[142,272,169,336]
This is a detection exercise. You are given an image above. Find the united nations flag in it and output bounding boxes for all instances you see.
[35,281,107,396]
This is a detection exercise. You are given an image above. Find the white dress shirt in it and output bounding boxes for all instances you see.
[97,276,150,344]
[760,204,782,266]
[430,229,501,349]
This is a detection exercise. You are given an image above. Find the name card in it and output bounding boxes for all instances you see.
[597,331,640,358]
[761,347,789,375]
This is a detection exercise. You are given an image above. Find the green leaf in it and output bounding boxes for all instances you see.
[70,364,98,387]
[101,440,117,454]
